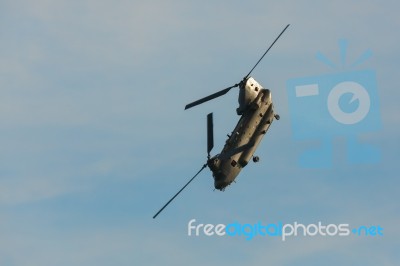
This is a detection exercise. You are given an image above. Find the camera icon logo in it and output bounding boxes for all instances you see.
[286,40,381,168]
[327,81,370,125]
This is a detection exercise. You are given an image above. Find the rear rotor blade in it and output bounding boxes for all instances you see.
[207,113,214,156]
[184,84,238,110]
[244,24,290,79]
[153,164,207,219]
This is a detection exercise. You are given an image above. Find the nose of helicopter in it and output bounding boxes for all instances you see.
[214,180,228,190]
[213,172,231,190]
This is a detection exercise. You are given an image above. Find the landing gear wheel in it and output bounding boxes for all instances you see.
[253,156,260,163]
[274,114,280,120]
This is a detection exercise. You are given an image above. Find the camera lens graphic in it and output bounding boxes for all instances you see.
[327,81,371,125]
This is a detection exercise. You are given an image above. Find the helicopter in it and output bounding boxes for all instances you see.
[153,24,290,219]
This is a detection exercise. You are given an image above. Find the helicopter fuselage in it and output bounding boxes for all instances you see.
[207,77,277,190]
[153,24,289,218]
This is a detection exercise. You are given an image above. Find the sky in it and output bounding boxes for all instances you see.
[0,0,399,265]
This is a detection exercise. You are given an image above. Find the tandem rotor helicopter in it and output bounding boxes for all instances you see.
[153,24,290,219]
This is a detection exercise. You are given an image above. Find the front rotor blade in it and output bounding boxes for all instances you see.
[207,113,214,156]
[153,164,207,219]
[184,84,238,110]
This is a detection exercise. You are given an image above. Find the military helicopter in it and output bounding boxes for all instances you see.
[153,24,290,219]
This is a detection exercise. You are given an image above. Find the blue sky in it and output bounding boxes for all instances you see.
[0,0,399,265]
